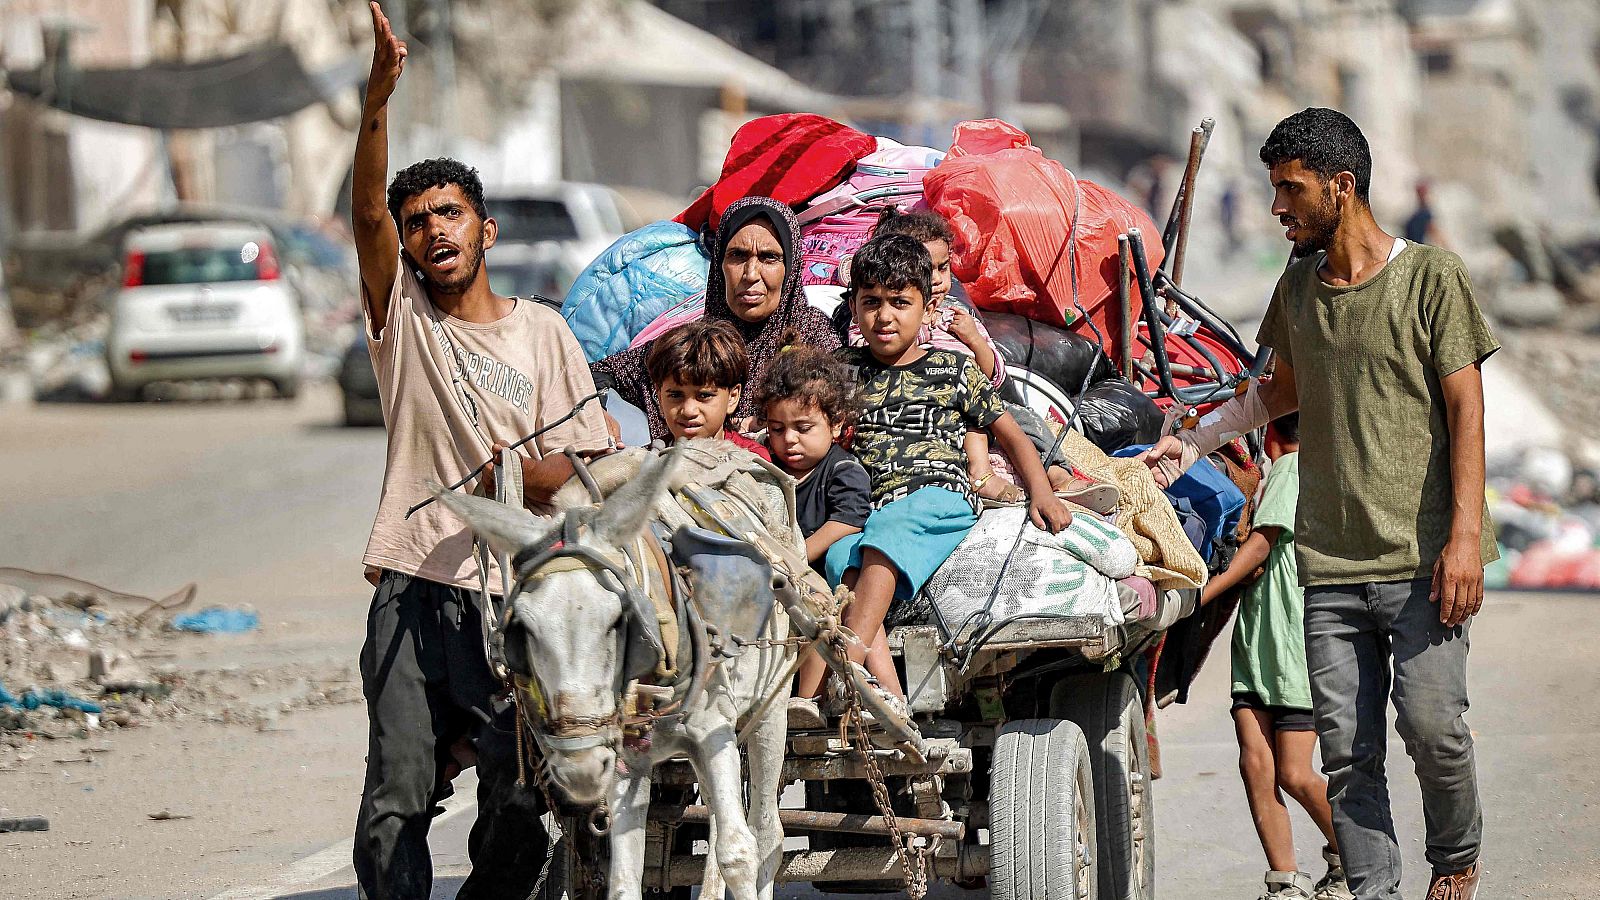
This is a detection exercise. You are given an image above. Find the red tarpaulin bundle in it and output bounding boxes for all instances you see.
[924,119,1164,337]
[677,114,877,234]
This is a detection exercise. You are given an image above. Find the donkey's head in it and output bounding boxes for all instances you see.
[435,449,677,807]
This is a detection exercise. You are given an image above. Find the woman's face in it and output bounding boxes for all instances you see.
[722,219,787,323]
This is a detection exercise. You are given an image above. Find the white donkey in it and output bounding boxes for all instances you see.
[436,447,793,900]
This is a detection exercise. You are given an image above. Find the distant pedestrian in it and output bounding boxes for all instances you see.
[1143,107,1496,900]
[1201,413,1350,900]
[1402,180,1446,247]
[1221,180,1243,257]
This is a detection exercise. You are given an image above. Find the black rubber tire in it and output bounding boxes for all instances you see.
[272,377,301,400]
[1051,671,1155,900]
[548,818,608,900]
[990,717,1098,900]
[541,819,686,900]
[108,380,143,403]
[533,829,569,900]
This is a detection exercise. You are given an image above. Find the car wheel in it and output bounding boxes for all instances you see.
[109,380,143,403]
[272,377,301,400]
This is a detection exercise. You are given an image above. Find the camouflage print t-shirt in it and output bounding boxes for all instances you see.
[842,347,1004,512]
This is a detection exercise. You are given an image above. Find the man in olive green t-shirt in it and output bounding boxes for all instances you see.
[1144,108,1492,900]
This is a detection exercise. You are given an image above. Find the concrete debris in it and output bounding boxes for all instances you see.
[1499,324,1600,459]
[12,316,112,403]
[0,574,359,767]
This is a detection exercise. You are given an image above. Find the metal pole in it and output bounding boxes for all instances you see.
[1127,228,1174,399]
[1169,117,1215,288]
[910,0,940,145]
[430,0,457,158]
[1118,233,1133,380]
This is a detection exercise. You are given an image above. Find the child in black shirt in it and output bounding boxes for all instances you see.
[759,346,871,564]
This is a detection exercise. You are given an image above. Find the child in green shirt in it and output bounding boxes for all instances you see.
[1202,414,1350,900]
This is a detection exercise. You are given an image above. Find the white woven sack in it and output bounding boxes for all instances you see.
[913,508,1132,638]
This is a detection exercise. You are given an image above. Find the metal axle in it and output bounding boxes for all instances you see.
[650,805,965,841]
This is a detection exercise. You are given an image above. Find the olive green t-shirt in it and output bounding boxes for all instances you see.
[1256,241,1500,587]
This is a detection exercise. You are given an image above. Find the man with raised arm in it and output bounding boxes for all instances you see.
[1142,108,1495,900]
[349,4,610,896]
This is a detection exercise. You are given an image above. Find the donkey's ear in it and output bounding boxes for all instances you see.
[432,485,558,558]
[591,446,678,546]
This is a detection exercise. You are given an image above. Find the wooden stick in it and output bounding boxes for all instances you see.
[1170,118,1215,290]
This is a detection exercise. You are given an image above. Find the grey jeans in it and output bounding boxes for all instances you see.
[1303,578,1481,900]
[353,570,551,900]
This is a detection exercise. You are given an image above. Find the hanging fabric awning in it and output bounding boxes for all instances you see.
[5,42,364,129]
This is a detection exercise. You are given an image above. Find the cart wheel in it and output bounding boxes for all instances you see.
[1051,671,1155,900]
[990,718,1098,900]
[544,816,608,900]
[533,829,569,900]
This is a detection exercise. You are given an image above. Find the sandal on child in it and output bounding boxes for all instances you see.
[974,470,1026,507]
[1055,478,1120,515]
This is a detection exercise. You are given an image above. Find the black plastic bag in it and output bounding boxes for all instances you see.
[1076,377,1164,453]
[982,309,1115,395]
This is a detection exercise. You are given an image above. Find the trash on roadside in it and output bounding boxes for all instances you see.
[0,816,50,833]
[169,607,259,634]
[147,809,191,821]
[1489,446,1600,589]
[2,569,356,763]
[0,682,103,714]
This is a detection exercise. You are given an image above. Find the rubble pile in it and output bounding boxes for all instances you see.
[1500,326,1600,443]
[1488,447,1600,590]
[0,592,359,766]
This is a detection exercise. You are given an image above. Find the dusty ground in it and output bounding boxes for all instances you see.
[1,385,380,899]
[3,384,1598,899]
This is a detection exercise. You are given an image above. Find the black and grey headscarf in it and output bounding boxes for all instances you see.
[591,196,840,439]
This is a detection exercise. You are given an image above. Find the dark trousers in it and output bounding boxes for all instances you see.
[353,570,551,899]
[1303,578,1482,900]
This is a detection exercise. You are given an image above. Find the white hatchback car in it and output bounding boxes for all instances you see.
[106,222,305,400]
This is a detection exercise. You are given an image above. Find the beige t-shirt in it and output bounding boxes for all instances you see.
[362,263,610,588]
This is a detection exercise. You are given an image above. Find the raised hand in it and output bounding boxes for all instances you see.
[366,1,407,109]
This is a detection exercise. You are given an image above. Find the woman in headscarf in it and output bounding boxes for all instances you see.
[591,196,841,440]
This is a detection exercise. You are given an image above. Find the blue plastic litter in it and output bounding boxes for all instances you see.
[23,689,102,714]
[170,607,259,634]
[0,680,103,714]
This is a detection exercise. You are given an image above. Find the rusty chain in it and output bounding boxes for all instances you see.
[832,635,931,900]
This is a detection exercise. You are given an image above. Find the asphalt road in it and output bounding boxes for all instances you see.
[2,385,1596,898]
